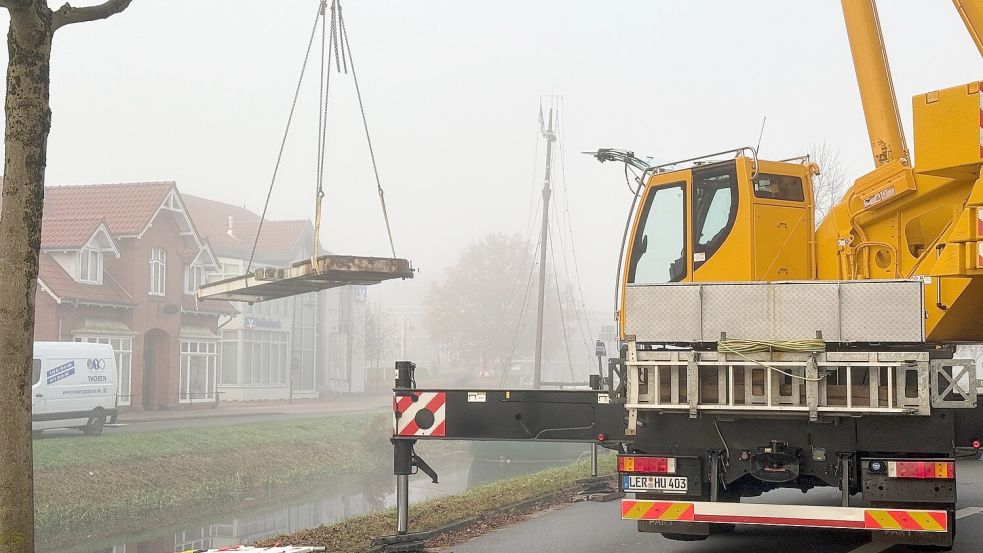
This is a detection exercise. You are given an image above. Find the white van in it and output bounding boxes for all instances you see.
[32,341,119,436]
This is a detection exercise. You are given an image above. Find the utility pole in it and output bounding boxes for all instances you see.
[533,101,557,390]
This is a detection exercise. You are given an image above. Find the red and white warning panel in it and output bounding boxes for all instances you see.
[393,391,446,437]
[622,500,949,532]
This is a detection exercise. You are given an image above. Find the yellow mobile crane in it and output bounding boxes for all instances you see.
[622,0,983,343]
[376,2,983,551]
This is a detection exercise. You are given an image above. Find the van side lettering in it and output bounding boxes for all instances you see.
[46,361,75,385]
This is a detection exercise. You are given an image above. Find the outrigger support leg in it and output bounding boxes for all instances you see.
[372,361,428,552]
[394,439,413,535]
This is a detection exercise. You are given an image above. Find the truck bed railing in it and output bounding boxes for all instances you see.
[624,344,975,432]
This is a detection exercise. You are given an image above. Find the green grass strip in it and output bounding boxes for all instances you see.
[33,414,369,469]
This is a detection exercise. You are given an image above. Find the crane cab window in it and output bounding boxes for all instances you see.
[753,173,805,201]
[693,163,739,265]
[628,183,686,284]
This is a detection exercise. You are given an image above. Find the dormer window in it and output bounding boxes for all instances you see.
[184,246,218,295]
[78,248,103,284]
[184,264,205,295]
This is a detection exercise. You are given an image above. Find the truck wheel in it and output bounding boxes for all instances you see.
[82,410,105,436]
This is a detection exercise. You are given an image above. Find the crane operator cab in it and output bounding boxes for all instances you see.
[625,154,816,289]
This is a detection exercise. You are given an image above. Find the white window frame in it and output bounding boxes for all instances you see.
[241,329,289,386]
[209,259,242,284]
[184,264,205,295]
[75,335,133,406]
[180,340,217,403]
[77,248,103,285]
[149,247,166,296]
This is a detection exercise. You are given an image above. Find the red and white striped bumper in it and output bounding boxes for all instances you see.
[393,391,446,437]
[622,500,949,532]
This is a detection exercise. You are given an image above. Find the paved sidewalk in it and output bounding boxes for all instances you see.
[117,392,391,424]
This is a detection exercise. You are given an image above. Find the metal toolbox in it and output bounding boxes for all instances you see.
[623,280,925,343]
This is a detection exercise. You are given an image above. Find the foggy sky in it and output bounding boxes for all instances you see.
[2,0,982,317]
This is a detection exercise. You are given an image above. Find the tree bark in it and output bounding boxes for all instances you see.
[0,2,133,551]
[0,4,51,552]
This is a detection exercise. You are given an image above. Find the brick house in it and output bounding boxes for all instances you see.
[33,182,235,411]
[184,195,368,399]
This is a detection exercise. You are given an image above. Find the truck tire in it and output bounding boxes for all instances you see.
[82,409,106,436]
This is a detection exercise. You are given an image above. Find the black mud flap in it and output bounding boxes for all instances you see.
[871,510,955,549]
[638,520,710,538]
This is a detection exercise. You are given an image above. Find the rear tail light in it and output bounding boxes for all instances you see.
[887,461,954,480]
[973,439,981,450]
[617,455,676,474]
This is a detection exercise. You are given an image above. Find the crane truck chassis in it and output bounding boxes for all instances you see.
[371,1,983,550]
[376,277,983,552]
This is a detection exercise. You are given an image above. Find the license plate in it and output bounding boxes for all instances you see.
[621,475,688,494]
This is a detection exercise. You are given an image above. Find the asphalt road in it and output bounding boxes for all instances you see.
[442,459,983,553]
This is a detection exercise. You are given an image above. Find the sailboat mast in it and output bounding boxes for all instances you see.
[533,103,557,390]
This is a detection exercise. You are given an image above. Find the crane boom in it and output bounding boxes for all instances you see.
[954,0,983,57]
[840,0,909,167]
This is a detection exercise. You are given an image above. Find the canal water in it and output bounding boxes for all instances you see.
[46,443,588,553]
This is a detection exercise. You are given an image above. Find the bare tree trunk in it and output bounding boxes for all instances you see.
[0,1,133,550]
[0,4,52,551]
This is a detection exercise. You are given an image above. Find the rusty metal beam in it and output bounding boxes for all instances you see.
[197,255,413,303]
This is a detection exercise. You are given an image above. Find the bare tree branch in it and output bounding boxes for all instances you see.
[809,141,849,226]
[0,0,33,10]
[52,0,133,31]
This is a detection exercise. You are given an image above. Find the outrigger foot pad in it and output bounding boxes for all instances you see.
[370,532,428,553]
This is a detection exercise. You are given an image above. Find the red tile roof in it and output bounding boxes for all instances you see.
[37,254,134,306]
[43,182,175,236]
[40,218,106,249]
[238,219,314,257]
[183,194,317,263]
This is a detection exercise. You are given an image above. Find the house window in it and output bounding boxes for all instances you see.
[74,336,133,406]
[180,340,217,402]
[78,248,103,284]
[293,295,318,392]
[184,264,205,295]
[210,260,242,283]
[241,330,289,386]
[149,247,166,296]
[218,331,238,385]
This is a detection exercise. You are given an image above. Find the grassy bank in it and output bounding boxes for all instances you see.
[34,413,398,539]
[258,456,616,553]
